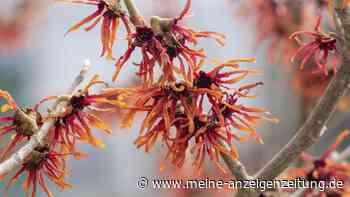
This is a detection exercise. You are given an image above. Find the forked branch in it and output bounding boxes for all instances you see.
[0,60,91,177]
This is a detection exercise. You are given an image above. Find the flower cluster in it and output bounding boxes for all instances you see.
[106,58,277,173]
[112,0,225,83]
[285,131,350,196]
[57,0,276,174]
[0,90,69,197]
[1,75,126,196]
[60,0,225,84]
[0,0,280,196]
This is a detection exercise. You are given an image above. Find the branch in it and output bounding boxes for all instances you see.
[254,1,350,181]
[0,60,91,177]
[221,154,251,180]
[221,144,259,197]
[222,155,260,197]
[220,2,350,197]
[123,0,144,26]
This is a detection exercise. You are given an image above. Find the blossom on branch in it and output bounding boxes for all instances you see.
[192,58,277,144]
[112,0,226,84]
[112,26,168,83]
[151,0,226,83]
[36,75,126,153]
[169,112,239,173]
[290,16,339,75]
[107,56,277,173]
[59,0,131,60]
[286,130,350,196]
[0,90,42,161]
[5,145,72,197]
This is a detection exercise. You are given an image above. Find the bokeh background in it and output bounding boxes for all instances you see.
[0,0,348,196]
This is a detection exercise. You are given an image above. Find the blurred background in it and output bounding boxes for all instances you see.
[0,0,349,196]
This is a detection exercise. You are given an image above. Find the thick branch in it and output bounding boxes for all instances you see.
[255,2,350,181]
[221,146,258,197]
[221,154,251,180]
[0,60,91,177]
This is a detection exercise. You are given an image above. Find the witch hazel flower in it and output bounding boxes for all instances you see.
[112,25,168,83]
[0,90,42,161]
[5,145,72,197]
[36,75,126,153]
[106,56,277,173]
[213,84,279,145]
[150,0,226,82]
[112,0,226,84]
[59,0,131,60]
[286,130,350,196]
[167,111,239,173]
[290,16,339,76]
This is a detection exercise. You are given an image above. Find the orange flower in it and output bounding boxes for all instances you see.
[167,110,239,173]
[59,0,131,59]
[164,112,191,168]
[109,55,277,172]
[118,81,199,139]
[193,58,260,90]
[190,115,238,173]
[113,0,226,84]
[6,145,72,197]
[102,81,217,159]
[212,84,278,144]
[290,16,339,75]
[286,130,350,196]
[112,26,168,82]
[153,0,226,81]
[160,109,239,173]
[192,58,275,142]
[170,0,226,46]
[0,90,42,161]
[36,75,125,152]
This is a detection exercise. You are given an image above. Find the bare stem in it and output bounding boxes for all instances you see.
[0,60,91,177]
[123,0,144,26]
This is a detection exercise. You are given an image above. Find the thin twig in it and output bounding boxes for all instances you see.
[0,60,91,177]
[255,0,350,182]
